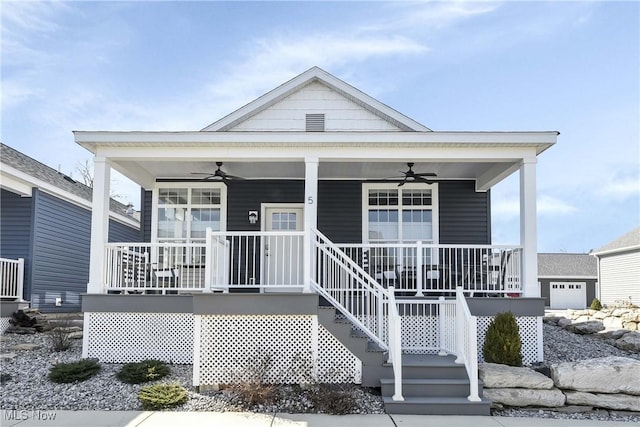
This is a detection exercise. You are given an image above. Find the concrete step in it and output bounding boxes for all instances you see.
[380,378,482,398]
[382,396,491,415]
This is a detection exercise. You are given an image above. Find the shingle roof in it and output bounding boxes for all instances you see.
[537,253,597,278]
[592,227,640,255]
[0,143,133,217]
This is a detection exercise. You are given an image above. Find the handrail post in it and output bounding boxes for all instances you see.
[454,287,464,364]
[415,241,424,297]
[468,315,481,401]
[204,227,212,293]
[438,296,447,356]
[387,286,403,401]
[17,258,25,301]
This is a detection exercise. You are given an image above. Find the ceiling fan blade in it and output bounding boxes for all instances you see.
[221,174,245,180]
[414,176,435,184]
[414,172,437,177]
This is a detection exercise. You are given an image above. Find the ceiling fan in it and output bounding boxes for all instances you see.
[191,162,245,182]
[391,162,437,186]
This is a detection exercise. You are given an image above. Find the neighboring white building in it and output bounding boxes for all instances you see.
[591,227,640,306]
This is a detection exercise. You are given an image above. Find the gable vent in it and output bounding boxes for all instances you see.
[306,113,325,132]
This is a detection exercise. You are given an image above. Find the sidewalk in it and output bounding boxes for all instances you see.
[0,411,634,427]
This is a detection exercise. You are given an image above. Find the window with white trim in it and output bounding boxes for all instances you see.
[156,185,224,243]
[364,184,437,244]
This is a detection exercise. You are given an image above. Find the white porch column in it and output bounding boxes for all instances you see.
[520,158,539,297]
[88,156,111,294]
[303,157,319,293]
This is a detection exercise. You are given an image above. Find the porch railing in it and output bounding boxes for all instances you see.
[104,243,208,292]
[209,231,304,290]
[336,242,522,296]
[1,257,24,300]
[311,229,388,349]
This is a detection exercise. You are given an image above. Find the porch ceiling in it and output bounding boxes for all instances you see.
[114,159,517,192]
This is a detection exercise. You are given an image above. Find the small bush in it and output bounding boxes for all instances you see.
[482,311,522,367]
[308,383,358,414]
[590,298,602,311]
[138,383,188,410]
[117,360,170,384]
[48,359,101,383]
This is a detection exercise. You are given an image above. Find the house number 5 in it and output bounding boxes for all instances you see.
[307,196,314,204]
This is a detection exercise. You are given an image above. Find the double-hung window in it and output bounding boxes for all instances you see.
[155,184,226,265]
[363,183,439,271]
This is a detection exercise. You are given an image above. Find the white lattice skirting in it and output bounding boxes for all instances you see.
[84,312,194,364]
[476,316,541,364]
[194,315,362,386]
[0,317,11,334]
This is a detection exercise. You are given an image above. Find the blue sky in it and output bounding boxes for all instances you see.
[1,1,638,253]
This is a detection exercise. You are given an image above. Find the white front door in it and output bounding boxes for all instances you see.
[262,205,304,288]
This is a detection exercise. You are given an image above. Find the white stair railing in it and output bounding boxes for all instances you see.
[387,286,403,401]
[310,229,389,349]
[454,286,481,402]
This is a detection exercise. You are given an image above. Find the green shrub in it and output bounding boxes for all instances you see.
[48,359,101,383]
[117,360,170,384]
[482,311,522,367]
[138,383,188,410]
[590,298,602,311]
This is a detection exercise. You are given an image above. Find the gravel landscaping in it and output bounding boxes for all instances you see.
[0,319,638,422]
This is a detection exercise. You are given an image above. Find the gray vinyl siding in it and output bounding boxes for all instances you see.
[318,181,362,243]
[227,180,305,231]
[144,179,490,244]
[30,191,91,311]
[439,181,491,244]
[0,189,33,296]
[29,190,139,312]
[599,250,640,306]
[108,218,140,243]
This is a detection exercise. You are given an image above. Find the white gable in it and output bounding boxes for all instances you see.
[202,67,431,132]
[228,81,402,132]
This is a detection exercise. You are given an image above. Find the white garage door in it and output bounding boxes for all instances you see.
[550,282,586,309]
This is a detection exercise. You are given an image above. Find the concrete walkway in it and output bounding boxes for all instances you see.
[0,411,634,427]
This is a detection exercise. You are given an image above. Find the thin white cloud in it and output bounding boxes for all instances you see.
[596,170,640,201]
[538,195,579,216]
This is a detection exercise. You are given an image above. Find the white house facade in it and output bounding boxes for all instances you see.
[74,67,557,415]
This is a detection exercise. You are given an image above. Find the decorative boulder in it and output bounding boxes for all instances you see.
[483,388,566,408]
[551,357,640,395]
[615,331,640,352]
[479,363,554,389]
[565,391,640,412]
[565,321,604,335]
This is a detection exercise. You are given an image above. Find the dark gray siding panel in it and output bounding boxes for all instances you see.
[0,189,33,297]
[226,180,305,231]
[108,219,140,243]
[30,191,90,312]
[318,181,361,243]
[439,181,491,244]
[141,189,152,243]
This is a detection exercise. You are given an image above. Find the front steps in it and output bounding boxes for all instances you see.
[317,305,491,415]
[379,354,490,415]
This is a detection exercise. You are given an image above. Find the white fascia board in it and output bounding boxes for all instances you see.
[0,164,139,229]
[538,275,597,280]
[200,67,431,132]
[0,172,33,196]
[591,245,640,257]
[75,130,557,152]
[93,144,540,163]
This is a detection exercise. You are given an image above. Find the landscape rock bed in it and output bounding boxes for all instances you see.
[0,312,639,422]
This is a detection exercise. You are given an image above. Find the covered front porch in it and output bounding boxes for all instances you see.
[77,132,551,301]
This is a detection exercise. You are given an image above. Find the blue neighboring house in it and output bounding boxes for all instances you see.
[0,143,140,312]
